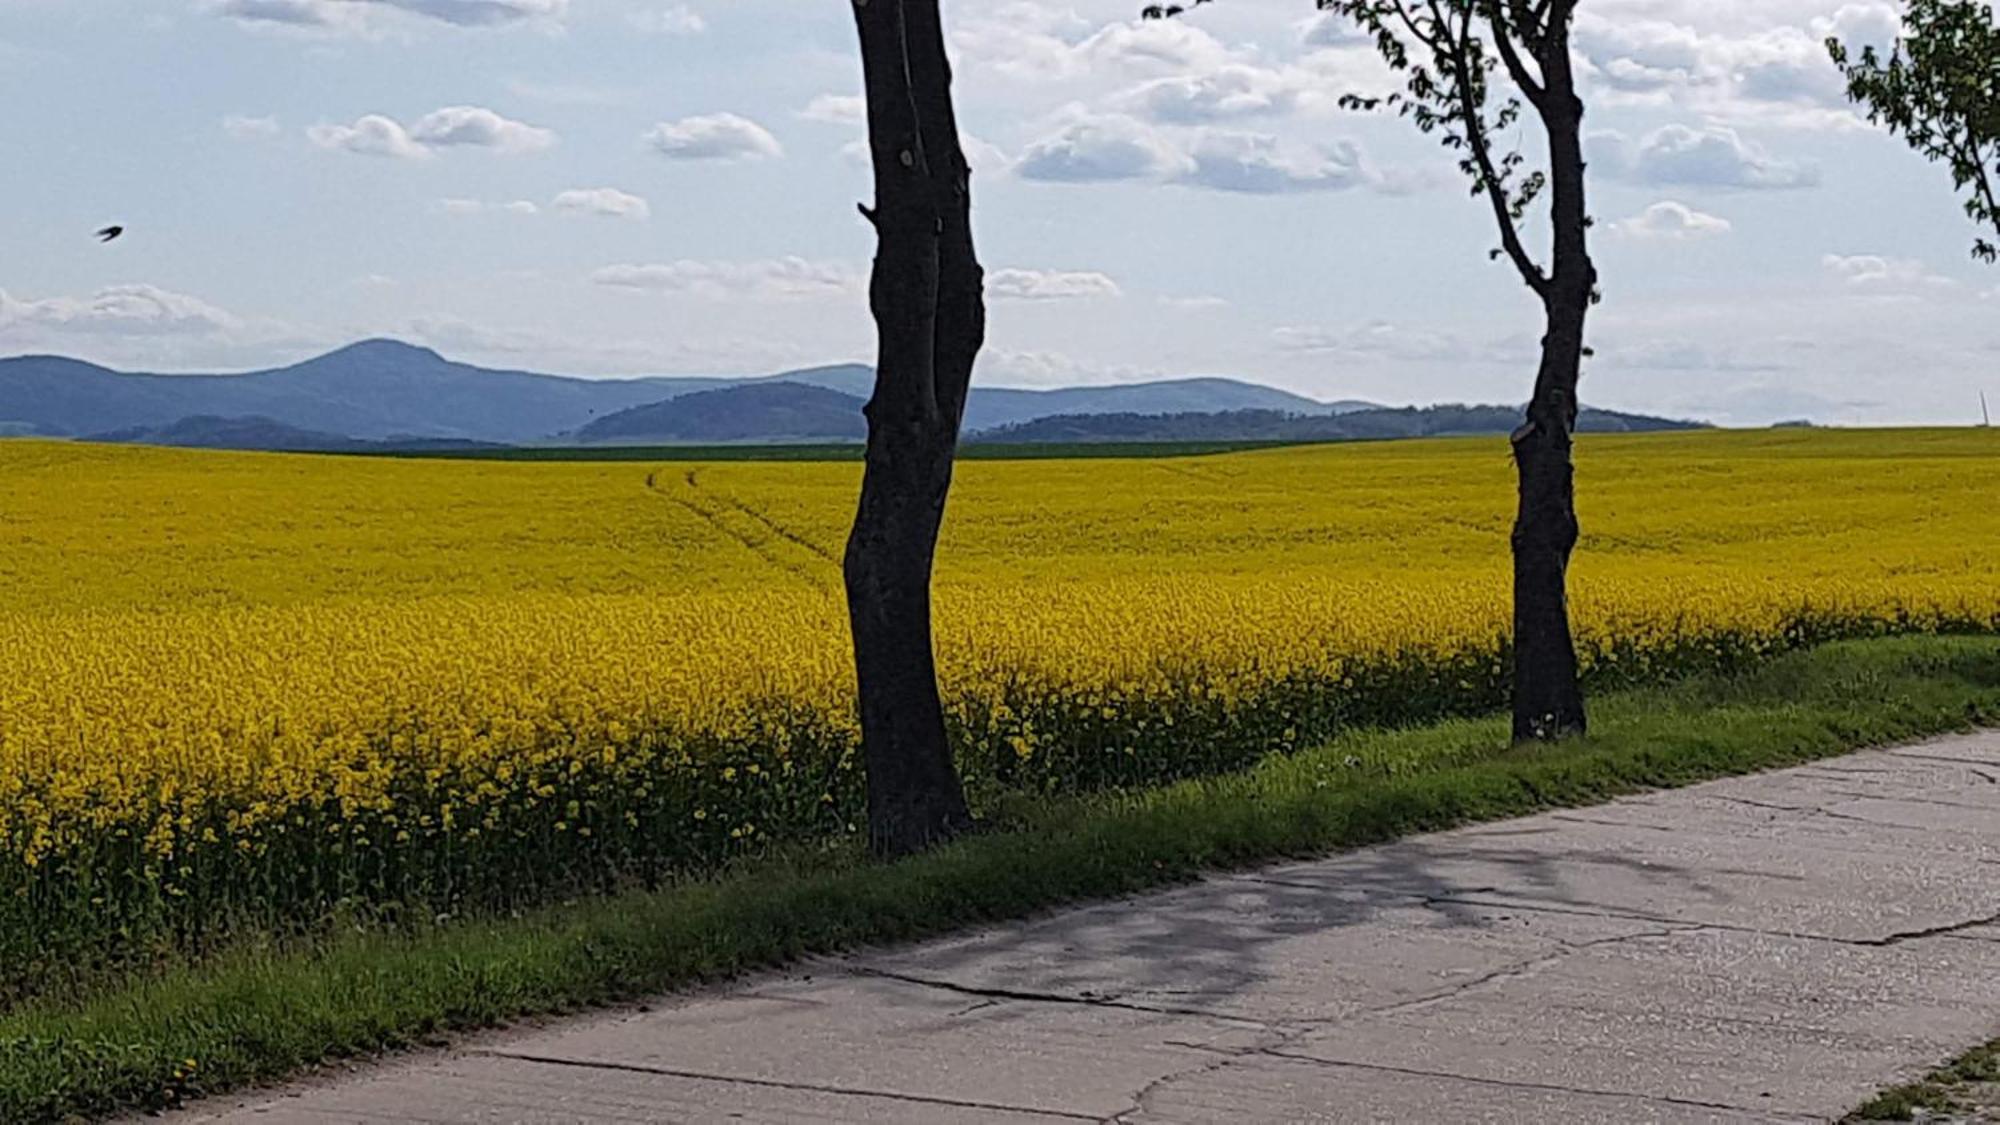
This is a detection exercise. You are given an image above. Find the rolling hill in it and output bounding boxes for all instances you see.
[574,383,868,444]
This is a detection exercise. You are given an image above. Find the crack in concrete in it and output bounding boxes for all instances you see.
[1883,750,2000,783]
[1249,1049,1824,1121]
[1705,791,1915,829]
[1317,925,1691,1026]
[846,966,1281,1030]
[1100,1025,1298,1123]
[1417,893,2000,950]
[471,1049,1098,1121]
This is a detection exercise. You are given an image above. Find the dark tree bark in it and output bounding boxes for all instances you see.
[1151,0,1600,739]
[1508,27,1594,742]
[845,0,984,857]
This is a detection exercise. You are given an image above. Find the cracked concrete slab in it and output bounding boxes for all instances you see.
[1280,925,2000,1117]
[179,732,2000,1124]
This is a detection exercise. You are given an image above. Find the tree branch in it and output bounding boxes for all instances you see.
[1485,4,1547,109]
[1437,2,1551,298]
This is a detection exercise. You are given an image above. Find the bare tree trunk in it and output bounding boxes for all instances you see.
[845,0,980,856]
[1510,56,1594,743]
[1510,291,1587,741]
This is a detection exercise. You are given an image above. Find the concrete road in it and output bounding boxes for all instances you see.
[184,733,2000,1123]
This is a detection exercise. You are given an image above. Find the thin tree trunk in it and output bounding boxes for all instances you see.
[1510,53,1594,743]
[1510,295,1587,741]
[845,0,978,855]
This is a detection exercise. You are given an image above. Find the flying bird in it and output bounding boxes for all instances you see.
[96,225,124,243]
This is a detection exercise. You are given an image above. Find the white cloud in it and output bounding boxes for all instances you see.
[1590,124,1819,189]
[437,198,539,215]
[629,4,704,34]
[309,106,554,158]
[1116,64,1307,124]
[1611,201,1733,240]
[1569,3,1900,126]
[552,187,651,220]
[645,112,782,161]
[408,105,556,152]
[1015,112,1192,183]
[379,0,565,25]
[209,0,566,31]
[591,258,861,298]
[1017,111,1379,195]
[978,347,1159,388]
[987,269,1122,301]
[206,0,367,31]
[221,113,280,139]
[953,8,1243,83]
[1299,11,1370,49]
[1821,253,1955,290]
[1181,132,1366,194]
[0,284,241,338]
[308,115,430,159]
[799,94,865,126]
[1272,321,1470,361]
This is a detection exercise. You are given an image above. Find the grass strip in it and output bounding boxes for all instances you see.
[5,634,1997,1122]
[1850,1038,2000,1120]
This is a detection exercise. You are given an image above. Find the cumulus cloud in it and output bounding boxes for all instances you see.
[1611,201,1733,240]
[798,94,865,125]
[1181,133,1365,194]
[308,115,430,159]
[1299,11,1370,49]
[591,258,860,298]
[953,7,1243,82]
[1569,3,1900,125]
[221,113,280,139]
[0,284,241,338]
[1590,124,1819,189]
[552,187,651,220]
[986,269,1122,301]
[630,4,704,34]
[1116,65,1307,124]
[1821,253,1955,290]
[1017,111,1382,195]
[645,113,782,161]
[310,106,554,158]
[409,105,556,152]
[1016,113,1192,182]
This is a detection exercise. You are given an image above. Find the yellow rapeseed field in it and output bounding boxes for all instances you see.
[1,428,1996,990]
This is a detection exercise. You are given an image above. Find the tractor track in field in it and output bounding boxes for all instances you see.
[644,469,835,591]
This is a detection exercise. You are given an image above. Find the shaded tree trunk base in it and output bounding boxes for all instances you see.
[1511,415,1588,744]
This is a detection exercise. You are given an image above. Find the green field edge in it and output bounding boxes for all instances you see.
[1849,1037,2000,1121]
[6,635,1998,1122]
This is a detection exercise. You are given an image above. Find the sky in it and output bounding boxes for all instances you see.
[0,0,1995,426]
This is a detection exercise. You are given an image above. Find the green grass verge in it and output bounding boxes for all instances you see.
[1850,1038,2000,1120]
[5,635,1997,1122]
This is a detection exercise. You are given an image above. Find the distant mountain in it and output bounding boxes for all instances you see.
[575,383,868,444]
[85,414,512,453]
[87,415,366,451]
[0,341,698,443]
[971,404,1705,444]
[0,340,1379,449]
[733,365,1377,427]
